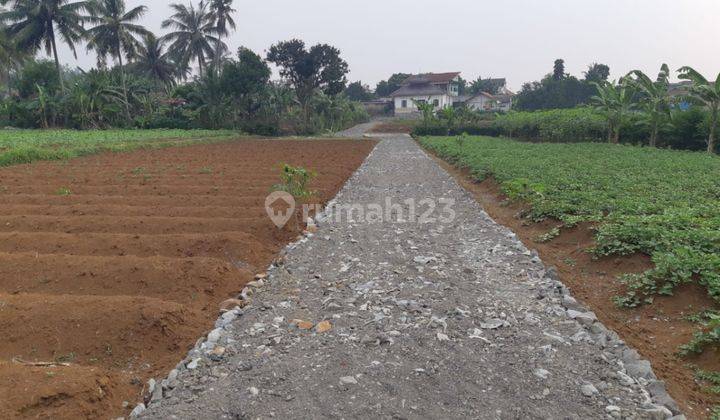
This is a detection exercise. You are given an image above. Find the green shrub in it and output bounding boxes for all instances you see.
[413,106,712,151]
[272,164,316,199]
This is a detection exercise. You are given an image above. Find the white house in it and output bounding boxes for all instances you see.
[465,79,514,112]
[465,92,497,111]
[465,92,514,112]
[391,72,461,116]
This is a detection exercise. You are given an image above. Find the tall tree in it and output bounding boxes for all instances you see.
[344,81,372,101]
[0,0,91,89]
[591,78,635,144]
[217,47,270,118]
[85,0,149,119]
[375,72,410,97]
[0,12,26,94]
[133,33,176,89]
[469,77,506,95]
[162,1,221,78]
[207,0,235,73]
[627,64,671,147]
[584,63,610,83]
[678,66,720,154]
[553,59,566,80]
[266,39,349,107]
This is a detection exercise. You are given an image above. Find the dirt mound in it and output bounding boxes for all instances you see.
[0,138,376,419]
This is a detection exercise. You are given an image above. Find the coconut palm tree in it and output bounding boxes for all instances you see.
[162,1,222,78]
[133,33,176,89]
[0,0,91,89]
[591,78,635,144]
[85,0,149,120]
[627,64,671,147]
[207,0,235,73]
[677,66,720,154]
[0,14,27,95]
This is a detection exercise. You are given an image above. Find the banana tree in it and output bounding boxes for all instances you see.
[412,99,435,129]
[591,78,635,144]
[677,66,720,154]
[437,106,457,132]
[627,64,671,147]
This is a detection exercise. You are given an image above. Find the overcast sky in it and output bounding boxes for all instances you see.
[53,0,720,91]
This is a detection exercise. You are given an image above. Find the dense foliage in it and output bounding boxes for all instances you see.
[0,1,368,135]
[418,136,720,313]
[412,107,714,152]
[514,60,606,111]
[374,73,410,97]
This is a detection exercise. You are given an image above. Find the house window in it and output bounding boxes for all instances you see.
[401,100,407,108]
[433,99,439,107]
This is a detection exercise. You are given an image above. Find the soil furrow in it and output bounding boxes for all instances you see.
[0,137,377,419]
[0,252,252,304]
[0,193,269,206]
[0,204,268,218]
[0,232,274,261]
[0,215,281,235]
[0,293,205,368]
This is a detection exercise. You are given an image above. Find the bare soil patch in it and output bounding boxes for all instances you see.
[0,138,376,419]
[368,119,417,134]
[428,152,720,419]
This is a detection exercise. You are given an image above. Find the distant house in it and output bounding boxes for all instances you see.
[464,79,515,112]
[391,72,462,116]
[668,81,694,110]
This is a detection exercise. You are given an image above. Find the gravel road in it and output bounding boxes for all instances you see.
[139,129,682,419]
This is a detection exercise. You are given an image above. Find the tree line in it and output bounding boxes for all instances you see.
[495,58,719,154]
[0,0,368,133]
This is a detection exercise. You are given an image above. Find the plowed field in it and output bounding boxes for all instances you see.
[0,138,376,419]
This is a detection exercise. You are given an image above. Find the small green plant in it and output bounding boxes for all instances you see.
[198,166,213,174]
[55,187,72,196]
[536,227,561,243]
[455,132,468,148]
[684,309,720,324]
[696,369,720,394]
[54,352,76,363]
[679,313,720,356]
[272,164,316,199]
[131,167,146,175]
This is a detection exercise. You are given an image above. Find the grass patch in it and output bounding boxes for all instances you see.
[0,129,239,167]
[418,135,720,308]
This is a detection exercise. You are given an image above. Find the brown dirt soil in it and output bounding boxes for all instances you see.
[368,120,417,133]
[0,138,376,419]
[428,152,720,420]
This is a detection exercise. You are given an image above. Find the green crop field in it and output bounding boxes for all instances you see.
[0,129,239,167]
[419,135,720,311]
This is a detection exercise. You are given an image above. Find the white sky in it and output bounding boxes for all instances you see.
[52,0,720,91]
